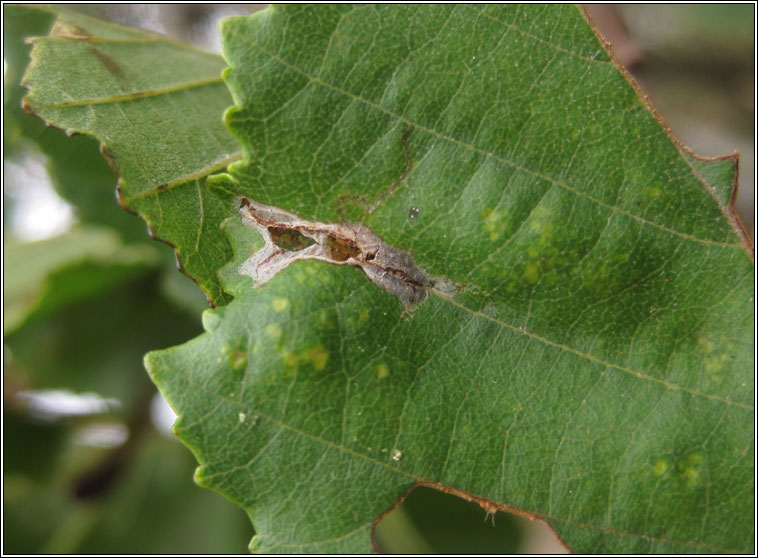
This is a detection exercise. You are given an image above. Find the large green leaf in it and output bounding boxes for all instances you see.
[18,5,240,304]
[146,4,753,554]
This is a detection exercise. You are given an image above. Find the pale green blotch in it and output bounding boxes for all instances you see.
[676,453,703,487]
[304,346,329,371]
[222,343,247,372]
[375,363,390,379]
[704,352,728,373]
[523,262,541,284]
[652,458,668,476]
[520,206,557,284]
[702,339,732,374]
[273,297,290,312]
[346,306,370,330]
[481,207,509,242]
[527,206,554,246]
[265,323,282,340]
[316,308,333,328]
[358,308,369,323]
[284,345,329,373]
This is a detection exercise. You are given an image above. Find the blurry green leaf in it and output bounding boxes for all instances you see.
[75,433,251,554]
[3,431,250,554]
[3,226,128,333]
[3,410,67,481]
[146,5,753,554]
[3,5,149,243]
[17,5,240,304]
[6,256,201,408]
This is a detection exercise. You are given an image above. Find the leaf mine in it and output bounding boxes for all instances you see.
[238,197,457,308]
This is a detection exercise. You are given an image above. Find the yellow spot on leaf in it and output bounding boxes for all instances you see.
[676,453,702,487]
[482,207,508,242]
[304,346,328,371]
[221,343,247,371]
[229,350,246,371]
[284,345,329,373]
[523,262,540,284]
[265,324,282,339]
[653,459,668,476]
[375,364,390,379]
[273,297,289,312]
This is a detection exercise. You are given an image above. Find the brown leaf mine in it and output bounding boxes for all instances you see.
[238,197,457,308]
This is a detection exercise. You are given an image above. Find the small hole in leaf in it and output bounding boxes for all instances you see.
[324,235,360,262]
[268,227,314,251]
[374,485,568,554]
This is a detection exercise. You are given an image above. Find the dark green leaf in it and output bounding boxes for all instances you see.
[148,5,753,553]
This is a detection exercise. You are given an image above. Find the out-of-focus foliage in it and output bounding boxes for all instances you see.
[3,5,252,554]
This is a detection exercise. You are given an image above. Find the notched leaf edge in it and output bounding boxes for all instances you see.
[238,197,458,309]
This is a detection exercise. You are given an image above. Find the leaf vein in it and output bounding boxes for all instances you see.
[243,37,740,249]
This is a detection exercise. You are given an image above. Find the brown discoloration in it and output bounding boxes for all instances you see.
[324,235,361,261]
[88,47,125,78]
[238,197,457,308]
[51,21,91,40]
[99,144,120,175]
[370,481,572,554]
[21,97,37,116]
[366,125,416,216]
[269,226,315,251]
[334,125,416,221]
[115,184,138,215]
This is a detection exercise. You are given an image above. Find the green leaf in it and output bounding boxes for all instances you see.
[146,5,753,554]
[5,253,201,408]
[3,226,130,333]
[18,5,240,304]
[3,5,148,243]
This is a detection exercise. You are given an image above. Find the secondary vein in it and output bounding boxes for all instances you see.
[440,296,753,411]
[35,75,224,108]
[243,36,741,250]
